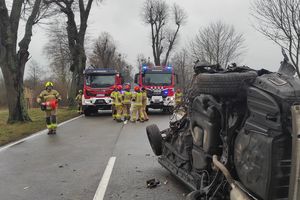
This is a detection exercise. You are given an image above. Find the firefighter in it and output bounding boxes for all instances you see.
[131,86,144,123]
[75,90,83,114]
[37,82,61,135]
[175,88,183,106]
[115,85,123,122]
[122,84,132,121]
[110,85,118,120]
[141,87,149,121]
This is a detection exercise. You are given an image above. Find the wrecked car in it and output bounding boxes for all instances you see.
[146,53,300,200]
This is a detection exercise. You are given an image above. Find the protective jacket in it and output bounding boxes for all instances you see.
[142,91,147,107]
[122,91,132,105]
[110,91,118,105]
[75,94,82,103]
[132,92,143,106]
[37,90,61,110]
[114,91,123,106]
[175,91,183,104]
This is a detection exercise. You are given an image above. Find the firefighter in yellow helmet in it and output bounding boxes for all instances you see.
[37,82,61,135]
[131,86,144,123]
[110,85,118,120]
[175,88,183,106]
[75,90,83,114]
[141,87,149,121]
[122,84,132,121]
[115,85,123,122]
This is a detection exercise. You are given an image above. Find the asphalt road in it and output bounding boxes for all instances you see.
[0,112,189,200]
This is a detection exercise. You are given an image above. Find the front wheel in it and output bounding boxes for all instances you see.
[84,109,91,116]
[146,124,163,156]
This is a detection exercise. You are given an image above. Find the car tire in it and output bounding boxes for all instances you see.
[146,124,163,156]
[191,71,257,96]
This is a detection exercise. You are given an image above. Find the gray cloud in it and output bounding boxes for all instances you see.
[27,0,283,77]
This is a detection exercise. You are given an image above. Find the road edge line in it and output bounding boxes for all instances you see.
[93,156,117,200]
[0,115,83,152]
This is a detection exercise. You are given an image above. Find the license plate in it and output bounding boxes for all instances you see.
[96,94,104,97]
[154,99,160,103]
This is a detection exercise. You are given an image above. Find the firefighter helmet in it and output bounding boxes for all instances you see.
[134,86,140,92]
[117,85,123,91]
[125,84,131,90]
[45,82,54,88]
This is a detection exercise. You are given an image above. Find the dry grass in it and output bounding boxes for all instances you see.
[0,107,78,146]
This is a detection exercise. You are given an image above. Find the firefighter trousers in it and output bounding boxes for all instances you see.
[131,105,144,122]
[45,109,57,130]
[115,105,123,121]
[142,105,148,120]
[111,104,116,119]
[122,104,131,120]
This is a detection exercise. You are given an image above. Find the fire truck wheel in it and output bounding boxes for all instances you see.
[84,109,91,116]
[192,71,257,96]
[146,124,163,156]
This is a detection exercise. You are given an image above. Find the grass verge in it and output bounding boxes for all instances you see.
[0,107,79,146]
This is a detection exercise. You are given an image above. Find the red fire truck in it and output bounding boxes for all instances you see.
[134,64,177,112]
[82,68,123,116]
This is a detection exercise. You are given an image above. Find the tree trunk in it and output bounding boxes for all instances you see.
[68,46,86,106]
[1,49,31,123]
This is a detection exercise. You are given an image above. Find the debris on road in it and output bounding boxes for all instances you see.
[23,186,30,190]
[146,178,161,189]
[163,180,168,185]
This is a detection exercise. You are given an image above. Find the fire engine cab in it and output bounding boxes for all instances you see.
[134,64,177,112]
[82,68,122,116]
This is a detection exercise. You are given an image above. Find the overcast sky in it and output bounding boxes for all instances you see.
[25,0,283,77]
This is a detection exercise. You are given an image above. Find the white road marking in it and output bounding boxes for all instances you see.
[93,157,116,200]
[0,115,83,152]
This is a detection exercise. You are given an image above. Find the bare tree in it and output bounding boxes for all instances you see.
[141,0,187,66]
[45,0,102,106]
[89,33,133,82]
[0,0,47,123]
[89,32,118,68]
[172,48,193,93]
[190,21,245,67]
[43,20,71,84]
[251,0,300,76]
[27,60,44,90]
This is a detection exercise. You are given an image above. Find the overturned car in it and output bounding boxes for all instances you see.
[146,55,300,200]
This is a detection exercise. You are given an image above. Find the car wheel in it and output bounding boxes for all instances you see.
[146,124,163,156]
[191,71,257,96]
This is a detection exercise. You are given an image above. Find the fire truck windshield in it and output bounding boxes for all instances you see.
[142,73,172,86]
[86,74,115,88]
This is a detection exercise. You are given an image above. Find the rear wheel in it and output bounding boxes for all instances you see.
[146,124,163,156]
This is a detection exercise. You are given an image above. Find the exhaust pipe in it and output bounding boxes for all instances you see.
[288,105,300,200]
[212,155,251,200]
